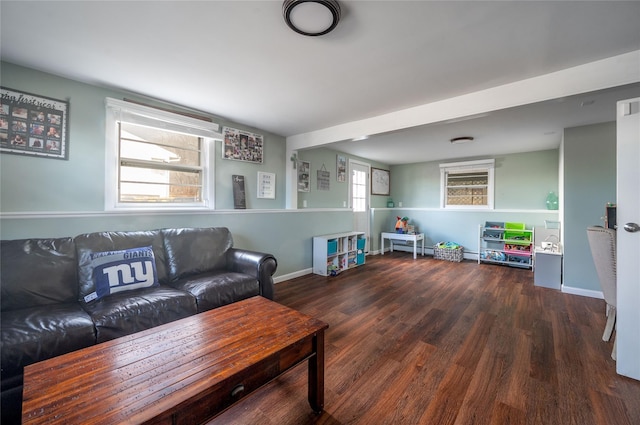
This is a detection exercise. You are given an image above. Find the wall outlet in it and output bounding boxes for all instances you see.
[398,202,403,207]
[303,200,307,208]
[343,201,347,208]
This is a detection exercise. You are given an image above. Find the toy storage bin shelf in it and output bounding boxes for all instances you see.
[478,223,533,269]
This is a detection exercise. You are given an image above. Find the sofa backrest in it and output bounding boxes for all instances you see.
[1,238,77,311]
[74,230,168,302]
[162,227,233,282]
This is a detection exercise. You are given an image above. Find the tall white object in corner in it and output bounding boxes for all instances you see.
[616,98,640,381]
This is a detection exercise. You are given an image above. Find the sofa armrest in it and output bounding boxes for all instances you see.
[226,249,277,300]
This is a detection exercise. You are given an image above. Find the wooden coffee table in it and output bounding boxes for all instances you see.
[22,296,328,424]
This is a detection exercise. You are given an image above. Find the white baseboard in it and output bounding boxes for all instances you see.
[274,268,312,284]
[561,285,604,299]
[385,244,478,261]
[275,256,602,302]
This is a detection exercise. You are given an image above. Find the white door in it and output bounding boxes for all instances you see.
[350,160,370,252]
[616,98,640,380]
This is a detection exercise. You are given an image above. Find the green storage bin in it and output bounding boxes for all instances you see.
[505,222,525,230]
[503,230,531,244]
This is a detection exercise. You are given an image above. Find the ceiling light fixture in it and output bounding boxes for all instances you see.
[450,136,475,144]
[352,135,369,142]
[282,0,341,36]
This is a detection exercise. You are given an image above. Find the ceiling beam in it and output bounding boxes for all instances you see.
[287,50,640,151]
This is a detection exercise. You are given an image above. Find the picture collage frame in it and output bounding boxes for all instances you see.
[1,87,69,160]
[222,126,263,164]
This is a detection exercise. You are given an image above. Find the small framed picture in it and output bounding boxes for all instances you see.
[337,155,346,182]
[257,171,276,199]
[297,160,310,192]
[371,167,390,195]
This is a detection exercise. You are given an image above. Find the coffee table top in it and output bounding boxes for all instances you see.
[22,296,328,424]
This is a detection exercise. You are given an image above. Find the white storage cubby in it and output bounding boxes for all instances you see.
[313,232,366,276]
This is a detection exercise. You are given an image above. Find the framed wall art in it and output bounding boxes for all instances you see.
[0,87,69,160]
[222,126,263,163]
[371,167,390,196]
[336,154,346,182]
[317,164,330,191]
[297,160,310,192]
[257,171,276,199]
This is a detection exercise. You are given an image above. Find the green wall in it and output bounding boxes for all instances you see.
[369,149,560,253]
[563,122,617,292]
[0,62,352,279]
[0,61,616,294]
[371,209,560,254]
[0,210,354,278]
[296,147,391,209]
[389,150,560,209]
[0,62,287,212]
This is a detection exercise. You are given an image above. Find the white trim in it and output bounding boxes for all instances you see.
[561,285,604,299]
[105,98,220,136]
[0,208,351,220]
[273,268,313,283]
[439,158,495,170]
[371,207,559,214]
[287,51,640,150]
[440,159,495,209]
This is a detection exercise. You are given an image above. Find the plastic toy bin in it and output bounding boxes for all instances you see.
[505,222,525,230]
[483,221,504,239]
[503,230,531,244]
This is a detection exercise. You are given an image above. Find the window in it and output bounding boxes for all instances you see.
[105,98,220,210]
[440,159,495,209]
[351,167,367,212]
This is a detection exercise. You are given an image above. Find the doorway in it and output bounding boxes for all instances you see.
[349,160,370,252]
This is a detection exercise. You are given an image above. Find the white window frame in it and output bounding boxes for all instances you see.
[105,98,220,211]
[439,159,495,209]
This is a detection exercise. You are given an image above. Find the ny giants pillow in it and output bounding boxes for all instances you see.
[85,246,159,302]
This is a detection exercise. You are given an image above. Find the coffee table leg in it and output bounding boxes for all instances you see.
[308,330,325,414]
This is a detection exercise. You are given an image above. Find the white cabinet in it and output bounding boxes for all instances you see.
[313,232,366,276]
[534,248,562,289]
[478,222,533,269]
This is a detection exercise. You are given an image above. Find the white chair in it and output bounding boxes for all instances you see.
[586,226,617,360]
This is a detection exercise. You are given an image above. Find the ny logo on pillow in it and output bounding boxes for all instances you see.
[90,246,159,300]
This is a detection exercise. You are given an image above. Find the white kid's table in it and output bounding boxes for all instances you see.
[380,232,425,260]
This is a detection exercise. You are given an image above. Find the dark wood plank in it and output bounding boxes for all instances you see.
[208,254,640,425]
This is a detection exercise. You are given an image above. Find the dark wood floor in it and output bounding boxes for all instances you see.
[208,254,640,425]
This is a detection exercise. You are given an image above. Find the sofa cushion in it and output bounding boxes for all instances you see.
[1,238,77,311]
[81,286,197,343]
[75,230,168,303]
[171,271,259,313]
[163,227,233,282]
[0,303,95,378]
[88,246,159,302]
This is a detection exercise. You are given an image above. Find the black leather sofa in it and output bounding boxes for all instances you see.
[0,227,277,424]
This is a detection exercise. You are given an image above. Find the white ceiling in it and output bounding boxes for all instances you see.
[1,1,639,164]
